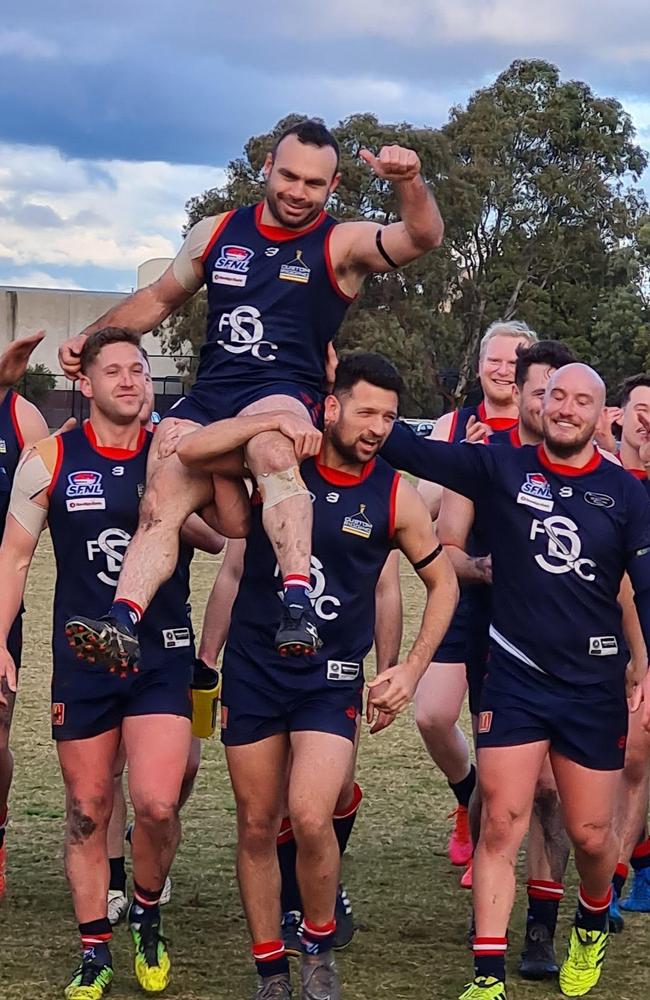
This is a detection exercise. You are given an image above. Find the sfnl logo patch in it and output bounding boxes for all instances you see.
[66,470,106,512]
[213,245,254,287]
[517,472,554,513]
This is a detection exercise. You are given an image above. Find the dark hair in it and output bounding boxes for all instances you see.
[80,327,144,373]
[619,373,650,408]
[515,340,576,389]
[273,119,340,173]
[333,352,403,400]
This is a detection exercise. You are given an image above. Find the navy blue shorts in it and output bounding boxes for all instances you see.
[167,382,323,429]
[464,586,491,716]
[220,649,362,747]
[8,613,22,672]
[51,659,193,741]
[476,647,628,771]
[434,590,471,663]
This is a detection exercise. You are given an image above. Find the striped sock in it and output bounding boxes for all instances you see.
[252,939,289,978]
[473,937,507,982]
[576,884,612,932]
[283,576,311,609]
[333,783,363,855]
[527,879,564,935]
[613,862,628,897]
[79,917,112,965]
[109,599,143,629]
[301,917,336,955]
[0,806,7,849]
[132,881,163,923]
[631,837,650,872]
[277,816,301,913]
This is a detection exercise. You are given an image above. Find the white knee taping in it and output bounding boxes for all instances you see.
[257,466,309,509]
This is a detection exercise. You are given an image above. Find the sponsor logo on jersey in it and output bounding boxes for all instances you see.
[327,660,360,681]
[162,627,191,649]
[67,496,106,512]
[137,483,145,498]
[584,491,615,509]
[517,472,554,512]
[478,710,493,734]
[342,504,373,539]
[217,305,277,361]
[51,702,65,726]
[213,244,254,287]
[559,486,573,498]
[112,466,124,476]
[67,470,104,497]
[220,704,228,729]
[279,249,311,284]
[265,246,279,257]
[326,492,340,504]
[0,439,6,454]
[588,635,619,656]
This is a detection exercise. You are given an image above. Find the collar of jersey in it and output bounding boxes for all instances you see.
[626,466,648,480]
[315,453,376,486]
[83,420,148,460]
[254,202,327,242]
[478,400,518,432]
[537,442,602,477]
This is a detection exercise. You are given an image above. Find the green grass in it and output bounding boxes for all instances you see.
[0,537,648,999]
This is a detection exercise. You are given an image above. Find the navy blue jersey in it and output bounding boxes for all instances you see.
[626,466,650,497]
[0,390,24,539]
[225,455,399,686]
[48,424,193,670]
[192,204,352,406]
[381,426,650,685]
[446,401,517,444]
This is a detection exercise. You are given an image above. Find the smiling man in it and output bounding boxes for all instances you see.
[60,119,444,667]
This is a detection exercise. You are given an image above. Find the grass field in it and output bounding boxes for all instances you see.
[1,538,649,1000]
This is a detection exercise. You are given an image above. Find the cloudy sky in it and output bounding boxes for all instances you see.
[3,0,650,292]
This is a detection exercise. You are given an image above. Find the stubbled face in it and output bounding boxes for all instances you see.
[479,334,532,405]
[80,342,147,424]
[325,380,399,464]
[620,385,650,455]
[263,134,340,229]
[542,365,605,458]
[516,363,556,440]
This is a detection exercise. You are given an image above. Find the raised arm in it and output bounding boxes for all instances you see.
[175,411,322,472]
[366,479,458,721]
[380,421,493,500]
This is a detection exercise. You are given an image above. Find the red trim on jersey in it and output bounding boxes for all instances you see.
[477,400,518,432]
[324,225,356,303]
[253,201,327,242]
[447,409,459,442]
[537,444,602,477]
[83,420,148,460]
[9,391,24,450]
[626,467,648,480]
[388,472,400,539]
[200,210,236,264]
[315,453,376,486]
[47,435,64,497]
[509,426,522,448]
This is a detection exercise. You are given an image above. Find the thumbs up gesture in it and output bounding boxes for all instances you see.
[359,144,421,183]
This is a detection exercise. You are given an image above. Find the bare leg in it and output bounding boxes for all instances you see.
[179,737,201,809]
[115,419,215,611]
[617,708,650,865]
[0,687,16,818]
[226,735,290,943]
[527,756,571,884]
[107,741,127,861]
[57,729,121,922]
[414,661,470,783]
[198,539,246,667]
[123,715,191,892]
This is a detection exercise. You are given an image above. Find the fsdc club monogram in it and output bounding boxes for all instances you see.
[217,305,278,362]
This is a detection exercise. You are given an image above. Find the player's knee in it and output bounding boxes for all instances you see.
[481,801,529,852]
[245,431,297,474]
[291,808,331,848]
[134,797,179,833]
[623,745,649,785]
[414,700,458,739]
[570,821,612,859]
[67,793,112,843]
[237,807,279,853]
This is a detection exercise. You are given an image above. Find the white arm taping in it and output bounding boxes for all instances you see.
[171,216,220,293]
[8,449,52,538]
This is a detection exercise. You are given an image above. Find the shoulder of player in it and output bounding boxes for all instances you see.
[327,219,376,257]
[392,473,429,525]
[13,393,48,448]
[29,433,62,470]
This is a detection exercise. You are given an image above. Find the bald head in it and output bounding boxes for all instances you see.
[542,363,607,460]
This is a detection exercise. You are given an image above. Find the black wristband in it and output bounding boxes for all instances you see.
[412,544,443,571]
[376,228,399,269]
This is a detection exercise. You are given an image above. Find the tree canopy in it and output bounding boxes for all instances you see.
[156,59,650,415]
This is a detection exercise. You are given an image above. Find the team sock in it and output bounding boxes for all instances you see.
[630,836,650,873]
[252,940,289,978]
[301,917,336,955]
[109,855,127,893]
[282,576,311,610]
[79,917,112,967]
[333,782,363,855]
[449,765,476,809]
[0,805,7,849]
[612,862,628,897]
[526,879,564,935]
[575,884,612,932]
[108,599,143,631]
[473,937,507,982]
[277,818,301,913]
[131,881,163,923]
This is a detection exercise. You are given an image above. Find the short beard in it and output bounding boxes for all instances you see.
[265,187,324,230]
[543,427,594,459]
[328,425,377,466]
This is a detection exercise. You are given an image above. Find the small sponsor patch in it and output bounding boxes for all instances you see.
[588,636,618,656]
[345,705,358,720]
[517,472,554,512]
[279,250,311,284]
[66,497,106,512]
[162,627,191,649]
[0,439,6,454]
[51,703,65,726]
[66,470,103,498]
[213,244,254,287]
[327,660,360,681]
[137,483,145,498]
[220,705,228,729]
[478,710,493,734]
[584,491,615,509]
[342,504,373,539]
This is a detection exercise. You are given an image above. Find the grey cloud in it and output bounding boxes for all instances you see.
[11,202,65,227]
